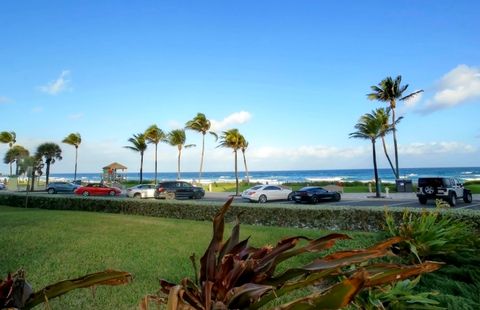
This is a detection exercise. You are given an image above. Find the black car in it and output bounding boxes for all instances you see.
[154,181,205,199]
[291,186,341,204]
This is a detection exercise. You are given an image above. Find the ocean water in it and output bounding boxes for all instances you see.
[46,167,480,184]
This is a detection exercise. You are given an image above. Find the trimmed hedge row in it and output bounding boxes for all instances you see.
[1,192,479,232]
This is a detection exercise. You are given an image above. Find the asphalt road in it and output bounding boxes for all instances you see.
[3,190,480,210]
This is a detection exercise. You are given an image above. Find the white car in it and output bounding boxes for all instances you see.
[241,185,292,203]
[126,184,156,198]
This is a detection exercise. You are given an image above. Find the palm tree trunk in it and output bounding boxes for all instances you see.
[9,145,12,176]
[154,143,158,184]
[242,150,250,184]
[15,160,19,176]
[177,146,182,180]
[391,106,400,179]
[381,136,397,178]
[30,171,35,191]
[372,140,380,198]
[140,152,144,184]
[45,160,51,186]
[199,133,205,181]
[234,150,239,196]
[74,146,78,182]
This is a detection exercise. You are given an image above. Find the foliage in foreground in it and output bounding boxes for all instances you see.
[0,269,131,309]
[385,208,480,262]
[141,197,442,310]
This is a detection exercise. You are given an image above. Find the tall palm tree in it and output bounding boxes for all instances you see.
[367,76,423,179]
[167,129,195,180]
[124,133,147,183]
[185,113,218,182]
[239,135,250,184]
[35,143,62,186]
[374,108,403,178]
[3,145,29,175]
[0,131,17,176]
[144,125,166,184]
[218,129,243,196]
[349,112,383,198]
[62,132,82,182]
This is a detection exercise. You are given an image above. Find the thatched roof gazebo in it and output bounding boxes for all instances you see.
[102,162,127,183]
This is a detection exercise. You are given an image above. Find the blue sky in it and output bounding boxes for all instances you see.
[1,1,479,174]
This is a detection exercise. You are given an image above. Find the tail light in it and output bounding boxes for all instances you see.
[157,187,165,192]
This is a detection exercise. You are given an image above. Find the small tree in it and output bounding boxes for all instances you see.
[62,133,82,181]
[3,145,29,176]
[185,113,218,182]
[167,129,195,180]
[350,112,383,198]
[124,133,147,183]
[218,129,243,195]
[35,143,62,186]
[0,131,17,176]
[144,125,166,184]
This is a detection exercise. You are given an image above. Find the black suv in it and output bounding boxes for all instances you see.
[416,177,472,206]
[154,181,205,200]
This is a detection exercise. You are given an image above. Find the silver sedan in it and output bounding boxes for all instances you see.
[241,185,292,203]
[126,184,156,198]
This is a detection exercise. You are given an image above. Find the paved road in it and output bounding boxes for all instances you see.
[203,192,480,210]
[3,190,480,210]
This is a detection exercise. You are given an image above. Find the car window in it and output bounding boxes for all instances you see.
[250,186,262,190]
[265,186,279,190]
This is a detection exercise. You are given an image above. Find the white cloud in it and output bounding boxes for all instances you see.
[421,65,480,113]
[399,142,476,155]
[167,120,184,129]
[38,70,71,95]
[68,113,84,120]
[211,111,252,131]
[249,145,368,160]
[403,91,423,108]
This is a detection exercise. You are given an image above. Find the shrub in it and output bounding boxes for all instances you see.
[385,208,479,262]
[140,197,442,309]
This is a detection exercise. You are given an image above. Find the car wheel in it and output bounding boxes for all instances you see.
[311,196,319,204]
[134,193,141,199]
[258,195,267,203]
[448,192,457,207]
[82,191,90,196]
[423,186,435,195]
[334,193,341,202]
[463,192,473,203]
[418,197,428,205]
[109,190,116,196]
[47,188,56,194]
[287,193,293,201]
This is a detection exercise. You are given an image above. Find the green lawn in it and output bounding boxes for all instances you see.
[0,205,380,309]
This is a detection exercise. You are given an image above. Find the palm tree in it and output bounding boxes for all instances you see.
[167,129,195,180]
[144,125,166,184]
[18,155,43,191]
[62,133,82,182]
[239,135,250,184]
[218,129,243,195]
[3,145,29,175]
[350,112,383,198]
[124,133,147,183]
[374,108,403,178]
[185,113,218,182]
[368,76,423,179]
[0,131,17,175]
[35,143,62,186]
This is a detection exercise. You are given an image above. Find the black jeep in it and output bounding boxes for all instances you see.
[416,177,473,206]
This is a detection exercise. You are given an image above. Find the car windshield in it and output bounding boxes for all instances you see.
[250,186,263,190]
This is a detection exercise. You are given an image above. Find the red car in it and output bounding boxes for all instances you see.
[74,183,122,197]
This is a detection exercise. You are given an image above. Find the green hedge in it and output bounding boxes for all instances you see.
[1,192,479,232]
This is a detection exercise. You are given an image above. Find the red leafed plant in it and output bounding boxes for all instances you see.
[141,197,442,309]
[0,269,132,309]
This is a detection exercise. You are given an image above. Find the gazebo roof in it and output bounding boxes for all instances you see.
[103,162,128,170]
